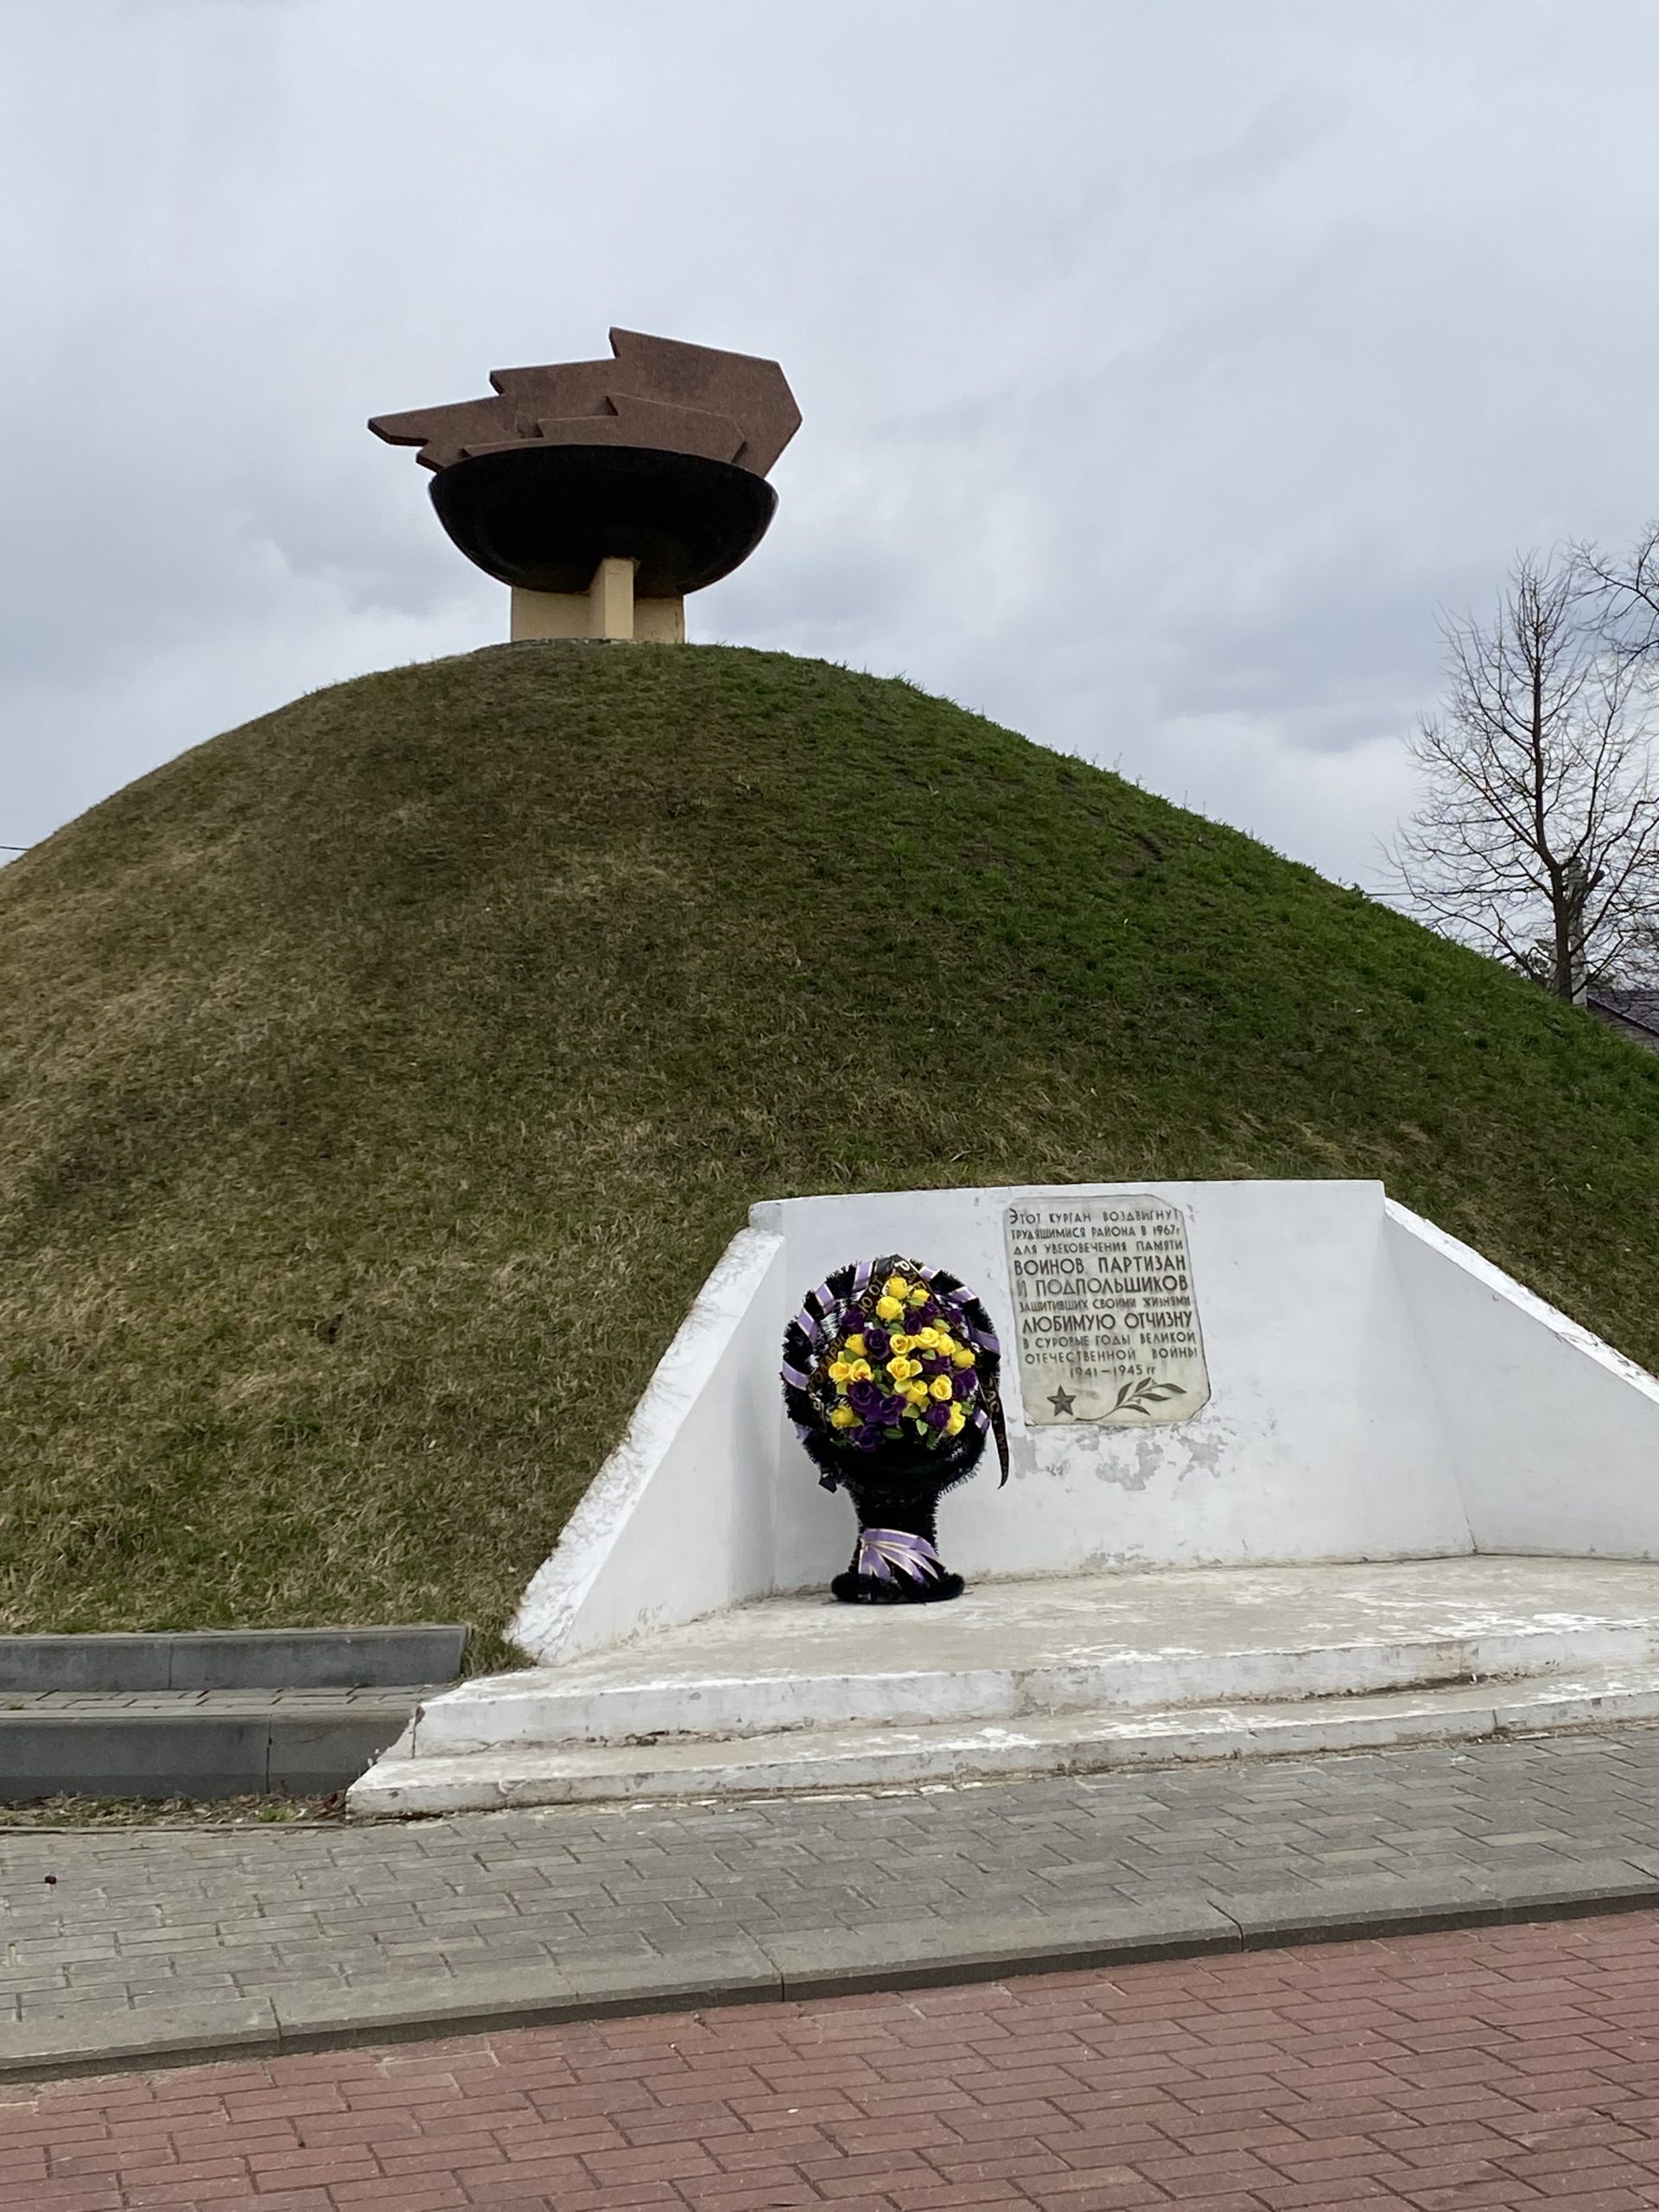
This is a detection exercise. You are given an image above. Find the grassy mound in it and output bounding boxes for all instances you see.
[3,643,1657,1659]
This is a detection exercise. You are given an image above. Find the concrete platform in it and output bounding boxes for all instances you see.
[350,1556,1659,1815]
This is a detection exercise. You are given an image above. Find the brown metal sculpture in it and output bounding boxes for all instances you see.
[370,328,800,478]
[369,330,799,633]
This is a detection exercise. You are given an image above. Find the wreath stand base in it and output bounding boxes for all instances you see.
[830,1479,966,1605]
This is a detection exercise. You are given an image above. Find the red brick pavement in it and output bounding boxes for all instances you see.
[9,1910,1659,2209]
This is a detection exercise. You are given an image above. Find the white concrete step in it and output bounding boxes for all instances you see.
[347,1558,1659,1815]
[407,1556,1659,1754]
[349,1660,1659,1815]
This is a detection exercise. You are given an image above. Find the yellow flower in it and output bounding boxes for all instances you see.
[851,1359,873,1382]
[828,1359,853,1384]
[875,1295,904,1321]
[884,1274,910,1299]
[905,1382,931,1405]
[913,1328,939,1350]
[946,1405,966,1436]
[930,1375,954,1401]
[951,1348,976,1369]
[888,1332,912,1356]
[844,1333,867,1357]
[830,1403,857,1429]
[907,1287,929,1306]
[888,1356,915,1381]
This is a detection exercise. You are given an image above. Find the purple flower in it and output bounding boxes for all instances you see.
[862,1325,891,1360]
[912,1298,939,1327]
[853,1424,884,1451]
[849,1377,882,1415]
[880,1393,908,1424]
[924,1401,952,1428]
[954,1370,978,1401]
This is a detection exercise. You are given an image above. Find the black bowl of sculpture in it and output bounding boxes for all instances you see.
[427,446,779,598]
[781,1255,1007,1606]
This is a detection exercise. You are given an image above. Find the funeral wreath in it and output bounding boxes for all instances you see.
[781,1255,1007,1604]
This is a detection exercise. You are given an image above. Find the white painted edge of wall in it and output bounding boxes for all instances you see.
[508,1225,786,1665]
[1384,1198,1659,1402]
[1384,1197,1659,1558]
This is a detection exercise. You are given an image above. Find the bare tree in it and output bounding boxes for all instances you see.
[1389,549,1659,1001]
[1578,519,1659,663]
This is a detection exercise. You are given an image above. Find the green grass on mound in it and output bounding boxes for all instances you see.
[3,643,1657,1661]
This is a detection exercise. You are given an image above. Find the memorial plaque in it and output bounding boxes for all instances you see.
[1002,1196,1210,1427]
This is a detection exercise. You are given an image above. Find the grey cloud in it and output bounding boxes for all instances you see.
[4,0,1659,894]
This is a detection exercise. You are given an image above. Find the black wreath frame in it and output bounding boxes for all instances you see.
[781,1253,1009,1496]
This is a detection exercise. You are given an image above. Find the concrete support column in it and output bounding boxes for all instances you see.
[509,563,687,645]
[588,556,636,640]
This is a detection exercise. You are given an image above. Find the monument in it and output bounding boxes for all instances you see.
[338,339,1659,1824]
[370,327,800,644]
[351,1176,1659,1816]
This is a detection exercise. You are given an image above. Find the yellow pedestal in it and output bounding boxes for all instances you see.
[511,560,685,644]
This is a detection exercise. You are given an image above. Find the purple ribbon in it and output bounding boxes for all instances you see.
[855,1528,944,1584]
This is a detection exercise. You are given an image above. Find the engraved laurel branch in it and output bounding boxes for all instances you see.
[1109,1374,1186,1418]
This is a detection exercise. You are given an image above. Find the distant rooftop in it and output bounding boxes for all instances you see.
[1588,988,1659,1052]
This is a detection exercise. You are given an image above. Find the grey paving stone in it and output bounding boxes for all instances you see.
[11,1729,1659,2078]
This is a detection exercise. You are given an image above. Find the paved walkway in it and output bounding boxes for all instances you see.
[11,1732,1659,2079]
[9,1910,1659,2209]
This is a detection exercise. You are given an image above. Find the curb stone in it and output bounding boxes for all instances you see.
[8,1865,1659,2084]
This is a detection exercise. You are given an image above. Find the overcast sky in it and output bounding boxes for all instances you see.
[4,0,1658,887]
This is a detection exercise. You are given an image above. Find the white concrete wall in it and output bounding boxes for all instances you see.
[1384,1201,1659,1559]
[511,1227,789,1662]
[512,1179,1659,1663]
[760,1180,1471,1588]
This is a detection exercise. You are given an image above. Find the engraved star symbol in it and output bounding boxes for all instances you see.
[1047,1385,1077,1416]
